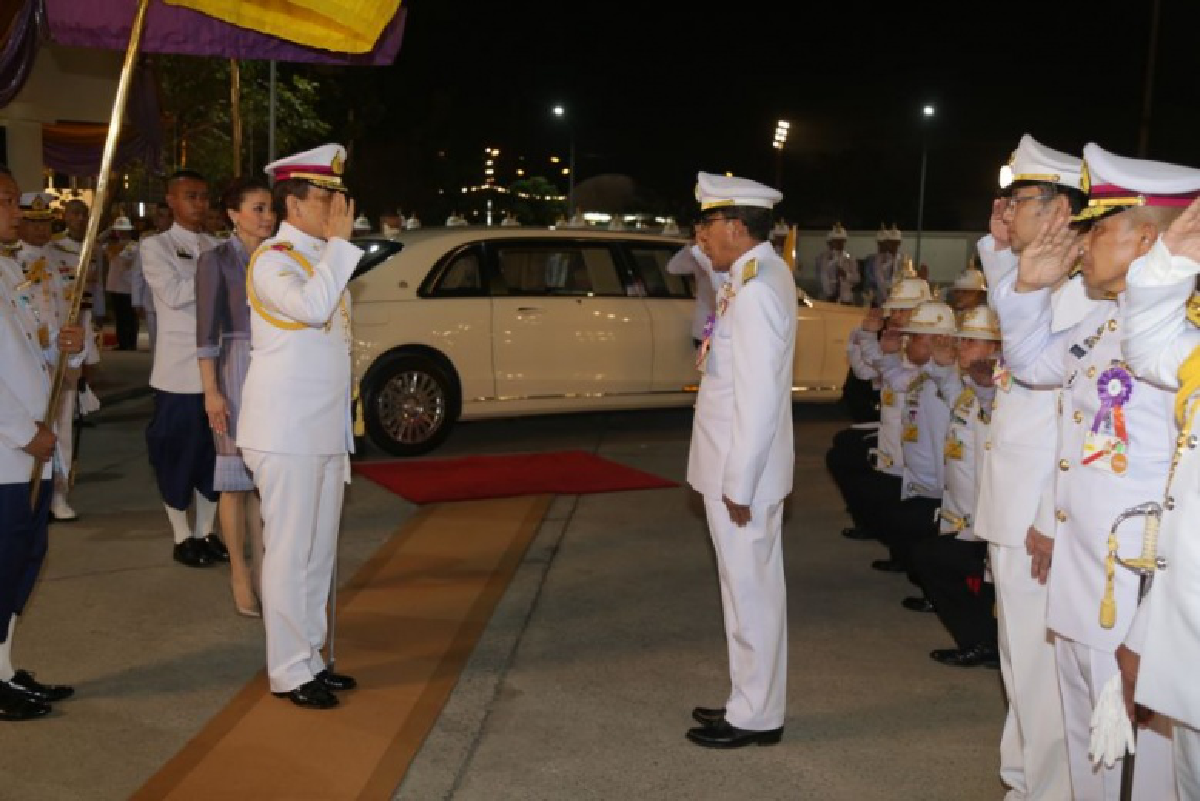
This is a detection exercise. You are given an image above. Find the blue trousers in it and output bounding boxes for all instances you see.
[145,390,218,510]
[0,480,52,642]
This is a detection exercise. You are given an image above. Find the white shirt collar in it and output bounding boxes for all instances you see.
[278,221,326,255]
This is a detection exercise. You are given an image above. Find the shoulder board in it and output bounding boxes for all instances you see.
[1188,291,1200,328]
[742,258,758,282]
[270,242,294,252]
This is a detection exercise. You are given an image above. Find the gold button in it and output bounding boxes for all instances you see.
[1086,366,1097,379]
[1056,510,1068,522]
[1059,459,1070,471]
[984,442,992,451]
[1166,497,1176,511]
[1073,411,1083,424]
[1108,319,1118,332]
[1190,436,1198,450]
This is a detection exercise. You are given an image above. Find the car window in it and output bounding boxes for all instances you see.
[427,247,485,296]
[495,245,624,297]
[350,239,404,280]
[625,246,691,298]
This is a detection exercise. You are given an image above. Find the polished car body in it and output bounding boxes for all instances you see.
[349,227,861,455]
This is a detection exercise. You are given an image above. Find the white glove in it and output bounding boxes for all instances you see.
[78,385,101,415]
[1089,673,1136,768]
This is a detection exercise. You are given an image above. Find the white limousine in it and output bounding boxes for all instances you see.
[348,227,862,456]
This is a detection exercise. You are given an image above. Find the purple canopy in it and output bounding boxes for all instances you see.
[44,0,406,65]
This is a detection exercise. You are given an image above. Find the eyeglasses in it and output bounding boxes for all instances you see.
[696,215,735,229]
[1004,193,1052,211]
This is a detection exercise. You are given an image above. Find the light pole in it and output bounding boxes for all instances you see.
[772,120,790,188]
[914,104,935,271]
[552,104,576,215]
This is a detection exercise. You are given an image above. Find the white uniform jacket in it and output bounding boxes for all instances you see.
[46,235,106,318]
[687,242,797,506]
[993,270,1175,652]
[1120,238,1200,729]
[140,224,216,392]
[974,235,1101,547]
[0,256,61,483]
[858,335,912,475]
[846,328,881,384]
[816,249,858,304]
[236,222,362,457]
[928,365,994,540]
[897,368,950,501]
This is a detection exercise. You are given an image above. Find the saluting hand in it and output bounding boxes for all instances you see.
[325,192,356,242]
[862,306,885,333]
[989,198,1011,251]
[1015,203,1079,292]
[1163,195,1200,265]
[879,328,902,354]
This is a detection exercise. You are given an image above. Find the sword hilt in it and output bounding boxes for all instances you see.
[1100,501,1162,629]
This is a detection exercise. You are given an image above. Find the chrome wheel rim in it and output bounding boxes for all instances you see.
[377,370,447,445]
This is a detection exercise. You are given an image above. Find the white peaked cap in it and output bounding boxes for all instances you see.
[264,143,348,192]
[1002,134,1084,193]
[111,215,135,231]
[827,222,847,241]
[695,171,782,211]
[1074,142,1200,222]
[353,214,371,231]
[957,304,1001,340]
[899,300,957,335]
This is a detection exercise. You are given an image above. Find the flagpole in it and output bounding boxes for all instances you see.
[30,0,154,507]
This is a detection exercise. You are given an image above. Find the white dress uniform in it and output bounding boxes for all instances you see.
[0,255,57,485]
[237,149,363,694]
[687,173,795,733]
[992,141,1186,799]
[816,225,858,304]
[1121,238,1200,798]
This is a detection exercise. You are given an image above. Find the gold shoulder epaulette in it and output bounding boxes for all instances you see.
[1187,291,1200,328]
[742,258,758,283]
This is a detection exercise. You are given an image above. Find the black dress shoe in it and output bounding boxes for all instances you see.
[315,669,357,692]
[691,706,726,727]
[6,670,74,702]
[871,558,906,573]
[930,644,1001,669]
[0,682,50,721]
[202,534,230,562]
[901,596,935,613]
[841,527,874,541]
[273,679,339,709]
[173,539,215,568]
[686,719,783,749]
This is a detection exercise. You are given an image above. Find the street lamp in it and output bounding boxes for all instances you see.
[773,120,790,188]
[914,104,935,271]
[552,104,576,215]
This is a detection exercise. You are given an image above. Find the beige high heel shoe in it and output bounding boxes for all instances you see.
[232,579,261,618]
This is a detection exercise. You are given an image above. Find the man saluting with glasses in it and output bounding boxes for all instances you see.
[685,172,796,748]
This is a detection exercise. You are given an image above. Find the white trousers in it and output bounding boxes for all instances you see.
[243,449,345,693]
[990,542,1069,800]
[703,496,787,731]
[1056,636,1177,800]
[1176,722,1200,800]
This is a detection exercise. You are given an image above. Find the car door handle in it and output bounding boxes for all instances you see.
[517,306,542,312]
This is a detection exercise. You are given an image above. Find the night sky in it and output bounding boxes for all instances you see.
[347,0,1200,231]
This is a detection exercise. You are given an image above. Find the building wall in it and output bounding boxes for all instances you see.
[792,229,985,292]
[0,45,122,191]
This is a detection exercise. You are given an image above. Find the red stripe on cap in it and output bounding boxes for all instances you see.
[1091,183,1200,207]
[274,164,334,177]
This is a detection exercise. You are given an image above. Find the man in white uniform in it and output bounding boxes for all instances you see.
[975,134,1093,801]
[816,222,858,304]
[1118,194,1200,798]
[239,144,362,709]
[140,171,224,568]
[684,171,795,748]
[0,164,86,721]
[994,142,1184,800]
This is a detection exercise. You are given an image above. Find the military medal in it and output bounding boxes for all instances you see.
[944,428,964,461]
[696,279,736,374]
[1082,363,1133,475]
[881,387,895,407]
[993,356,1013,393]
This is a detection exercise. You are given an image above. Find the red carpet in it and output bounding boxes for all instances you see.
[353,449,677,504]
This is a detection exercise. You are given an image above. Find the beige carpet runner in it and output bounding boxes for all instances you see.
[131,494,552,800]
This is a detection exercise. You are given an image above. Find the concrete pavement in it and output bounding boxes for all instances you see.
[9,347,1008,799]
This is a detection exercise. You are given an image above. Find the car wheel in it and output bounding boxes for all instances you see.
[363,354,456,456]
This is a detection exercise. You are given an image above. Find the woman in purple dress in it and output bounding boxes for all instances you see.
[196,178,276,616]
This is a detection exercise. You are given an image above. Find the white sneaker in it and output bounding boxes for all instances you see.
[50,495,78,522]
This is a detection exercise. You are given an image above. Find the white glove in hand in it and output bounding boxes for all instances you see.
[1089,674,1136,768]
[78,386,101,415]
